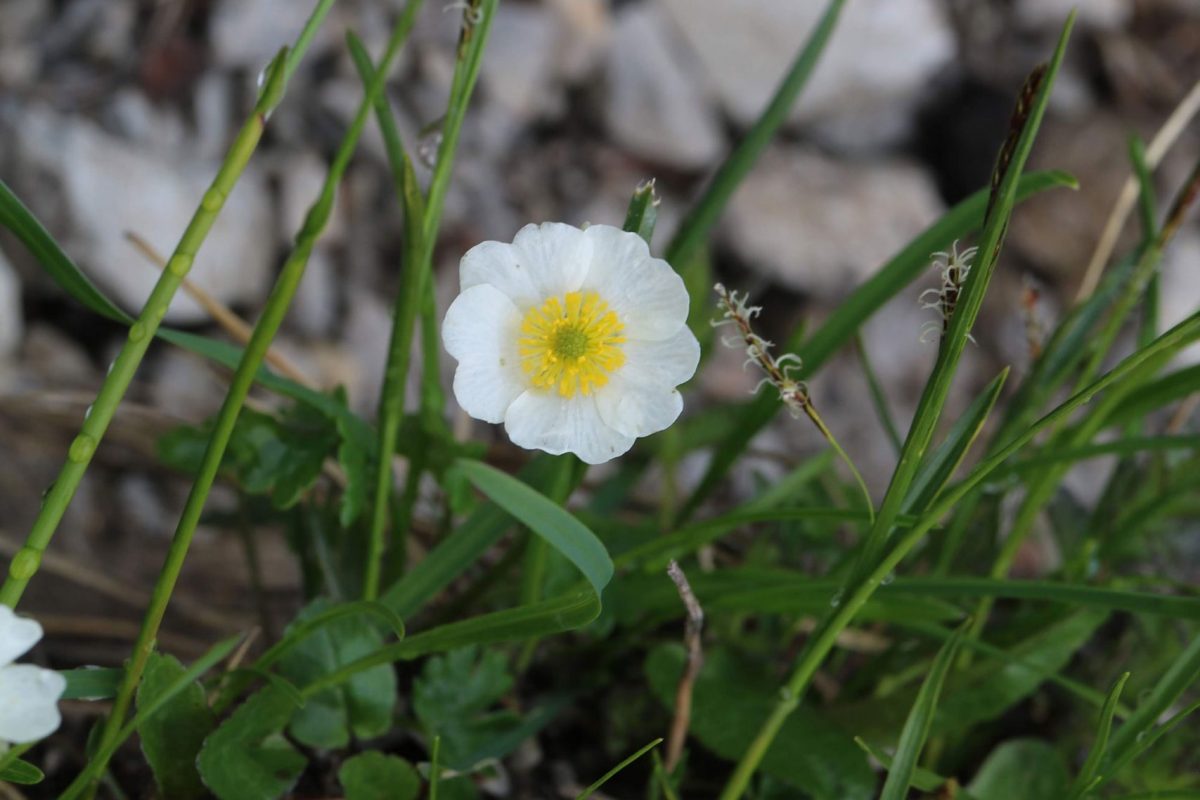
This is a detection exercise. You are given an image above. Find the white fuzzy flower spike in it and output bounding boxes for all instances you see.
[443,222,700,465]
[0,606,66,745]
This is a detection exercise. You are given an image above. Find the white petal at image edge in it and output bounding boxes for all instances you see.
[0,607,43,669]
[0,664,66,744]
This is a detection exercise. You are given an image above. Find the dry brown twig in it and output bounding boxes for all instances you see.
[665,559,704,773]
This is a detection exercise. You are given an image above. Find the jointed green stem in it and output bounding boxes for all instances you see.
[83,7,422,788]
[363,0,497,600]
[0,51,289,610]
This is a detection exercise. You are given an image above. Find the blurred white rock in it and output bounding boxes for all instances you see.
[660,0,955,151]
[1159,229,1200,365]
[1016,0,1130,31]
[482,4,562,121]
[17,108,273,323]
[0,249,23,359]
[606,4,725,169]
[209,0,332,69]
[725,146,944,297]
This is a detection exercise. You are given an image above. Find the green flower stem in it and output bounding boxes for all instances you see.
[83,10,421,787]
[718,309,1200,800]
[0,50,290,610]
[364,0,498,600]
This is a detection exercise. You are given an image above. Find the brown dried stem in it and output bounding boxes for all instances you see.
[665,559,704,773]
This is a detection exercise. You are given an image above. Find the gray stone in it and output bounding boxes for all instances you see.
[17,107,274,323]
[606,4,725,170]
[1159,229,1200,366]
[0,248,23,359]
[660,0,955,149]
[1016,0,1130,31]
[724,147,944,297]
[209,0,332,70]
[482,4,562,121]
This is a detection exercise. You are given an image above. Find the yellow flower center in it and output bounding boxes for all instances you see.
[519,290,626,397]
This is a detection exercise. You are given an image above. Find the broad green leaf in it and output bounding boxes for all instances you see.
[0,759,44,785]
[339,752,420,800]
[453,459,612,593]
[60,667,122,700]
[60,636,242,800]
[879,623,966,800]
[277,598,398,748]
[967,739,1069,800]
[137,652,215,800]
[198,687,306,800]
[936,611,1106,734]
[646,645,873,800]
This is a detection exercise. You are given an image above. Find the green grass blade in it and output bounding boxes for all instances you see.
[1106,632,1200,768]
[677,170,1075,523]
[623,179,659,246]
[879,622,968,800]
[664,0,846,269]
[904,369,1008,516]
[576,739,664,800]
[1068,671,1130,799]
[855,334,904,454]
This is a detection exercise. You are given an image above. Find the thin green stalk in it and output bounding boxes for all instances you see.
[718,307,1200,799]
[84,12,421,786]
[0,50,289,609]
[855,333,904,454]
[363,0,497,599]
[664,0,845,269]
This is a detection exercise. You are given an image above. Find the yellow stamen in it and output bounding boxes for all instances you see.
[519,290,626,397]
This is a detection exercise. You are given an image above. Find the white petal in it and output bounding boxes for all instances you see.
[504,391,634,465]
[595,329,698,438]
[461,223,592,310]
[460,240,539,309]
[0,664,65,744]
[624,326,702,389]
[510,222,592,300]
[443,284,527,424]
[0,607,42,669]
[580,224,689,341]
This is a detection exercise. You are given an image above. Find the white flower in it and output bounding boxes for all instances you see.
[442,222,700,465]
[0,606,65,745]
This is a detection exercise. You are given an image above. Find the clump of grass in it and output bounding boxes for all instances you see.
[0,3,1199,799]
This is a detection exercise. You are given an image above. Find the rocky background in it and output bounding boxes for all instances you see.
[0,0,1198,682]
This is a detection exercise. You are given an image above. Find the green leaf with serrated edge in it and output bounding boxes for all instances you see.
[967,739,1069,800]
[676,169,1077,523]
[0,759,44,785]
[276,598,398,748]
[645,644,873,800]
[339,752,420,800]
[879,622,967,800]
[413,646,518,770]
[198,687,306,800]
[137,653,215,800]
